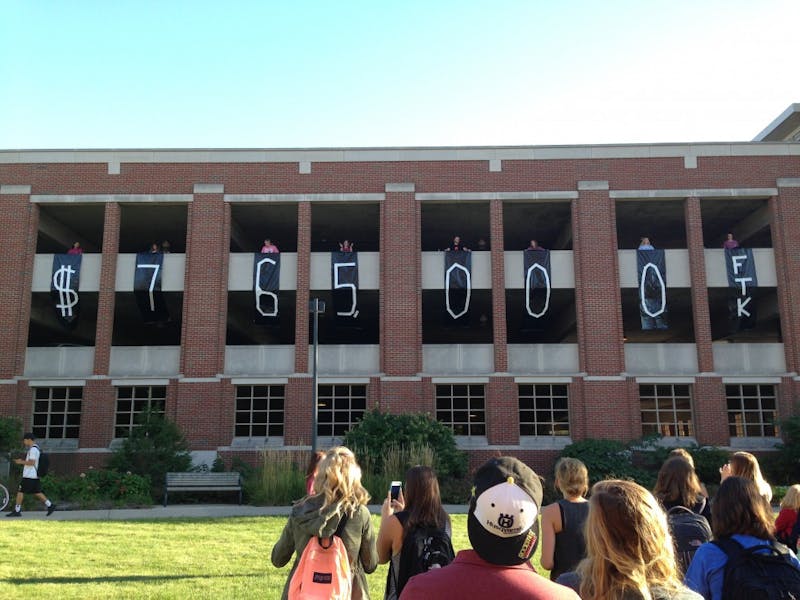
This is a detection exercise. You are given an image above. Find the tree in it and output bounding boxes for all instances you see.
[108,409,192,498]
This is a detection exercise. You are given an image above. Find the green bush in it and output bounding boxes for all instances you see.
[0,416,22,453]
[561,438,655,487]
[343,410,467,479]
[766,414,800,485]
[358,443,436,502]
[684,445,729,486]
[43,469,152,508]
[108,409,192,499]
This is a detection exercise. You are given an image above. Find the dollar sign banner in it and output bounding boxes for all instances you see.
[51,254,82,327]
[134,252,170,323]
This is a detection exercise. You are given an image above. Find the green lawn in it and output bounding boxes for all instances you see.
[0,514,546,598]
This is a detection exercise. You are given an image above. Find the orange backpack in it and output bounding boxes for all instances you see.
[288,514,352,600]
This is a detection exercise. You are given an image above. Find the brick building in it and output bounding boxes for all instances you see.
[1,104,799,475]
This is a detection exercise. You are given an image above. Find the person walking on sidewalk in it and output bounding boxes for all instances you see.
[6,432,55,517]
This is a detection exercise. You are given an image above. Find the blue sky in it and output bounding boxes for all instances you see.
[1,0,797,149]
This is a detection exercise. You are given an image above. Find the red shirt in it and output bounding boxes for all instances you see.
[399,550,580,600]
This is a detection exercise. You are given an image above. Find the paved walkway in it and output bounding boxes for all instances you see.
[9,503,468,520]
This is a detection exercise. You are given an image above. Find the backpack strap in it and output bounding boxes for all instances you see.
[711,536,745,559]
[31,443,40,475]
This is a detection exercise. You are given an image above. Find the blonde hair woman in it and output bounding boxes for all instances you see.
[719,451,772,503]
[775,484,800,546]
[271,446,378,599]
[540,457,590,581]
[556,480,701,600]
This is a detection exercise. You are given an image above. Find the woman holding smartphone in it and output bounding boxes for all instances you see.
[377,465,452,600]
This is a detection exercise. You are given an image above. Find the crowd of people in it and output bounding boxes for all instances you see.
[270,446,800,600]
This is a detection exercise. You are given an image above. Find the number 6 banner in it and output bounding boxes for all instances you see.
[134,252,170,323]
[253,253,280,322]
[51,254,82,328]
[331,251,359,323]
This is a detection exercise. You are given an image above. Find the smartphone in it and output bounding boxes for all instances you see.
[390,481,402,501]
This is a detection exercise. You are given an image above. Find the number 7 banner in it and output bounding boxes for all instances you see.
[134,252,170,323]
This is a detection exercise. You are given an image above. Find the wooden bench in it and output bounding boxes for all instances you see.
[163,472,243,507]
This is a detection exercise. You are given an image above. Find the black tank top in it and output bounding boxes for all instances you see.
[550,499,589,581]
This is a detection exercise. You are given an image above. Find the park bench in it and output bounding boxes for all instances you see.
[163,472,243,507]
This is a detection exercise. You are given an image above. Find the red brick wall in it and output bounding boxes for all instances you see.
[380,188,422,376]
[489,198,508,372]
[93,202,120,374]
[79,379,115,448]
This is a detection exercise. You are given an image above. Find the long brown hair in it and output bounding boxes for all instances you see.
[403,465,449,532]
[712,477,774,540]
[729,451,772,501]
[653,456,703,509]
[577,480,683,600]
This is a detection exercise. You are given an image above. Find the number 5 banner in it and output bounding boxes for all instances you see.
[331,251,359,323]
[51,254,82,328]
[134,252,170,323]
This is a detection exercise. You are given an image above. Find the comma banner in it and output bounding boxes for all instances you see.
[444,251,471,321]
[637,249,668,330]
[725,248,757,331]
[254,253,280,323]
[51,254,82,328]
[134,252,169,323]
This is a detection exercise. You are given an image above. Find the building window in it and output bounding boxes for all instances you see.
[235,385,285,438]
[32,387,82,439]
[115,386,167,438]
[317,384,366,438]
[639,384,694,437]
[519,384,569,436]
[436,384,486,436]
[726,384,779,437]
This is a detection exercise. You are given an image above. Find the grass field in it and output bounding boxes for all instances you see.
[0,514,546,599]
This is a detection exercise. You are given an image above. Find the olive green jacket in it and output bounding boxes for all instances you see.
[271,495,378,599]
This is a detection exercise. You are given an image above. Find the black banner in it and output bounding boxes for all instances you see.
[331,251,359,323]
[726,248,758,331]
[637,249,668,330]
[524,249,551,318]
[51,254,81,328]
[254,253,280,323]
[134,252,169,323]
[444,251,471,321]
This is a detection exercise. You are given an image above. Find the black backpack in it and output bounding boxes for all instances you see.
[394,523,455,594]
[667,504,712,573]
[33,444,50,478]
[712,536,800,599]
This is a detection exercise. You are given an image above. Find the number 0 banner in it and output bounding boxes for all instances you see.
[725,248,757,331]
[444,251,471,320]
[637,249,668,330]
[51,254,82,328]
[253,253,280,322]
[331,251,359,322]
[134,252,170,323]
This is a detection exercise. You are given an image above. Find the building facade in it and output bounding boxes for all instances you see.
[2,106,799,474]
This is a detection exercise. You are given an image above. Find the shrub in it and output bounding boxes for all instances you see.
[358,443,436,501]
[0,416,22,453]
[343,410,467,479]
[684,445,729,486]
[43,469,152,508]
[561,438,654,486]
[108,409,192,499]
[766,414,800,485]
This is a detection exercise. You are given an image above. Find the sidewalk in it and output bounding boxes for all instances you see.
[10,503,469,520]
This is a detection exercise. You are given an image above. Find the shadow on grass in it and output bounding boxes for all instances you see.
[6,573,262,585]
